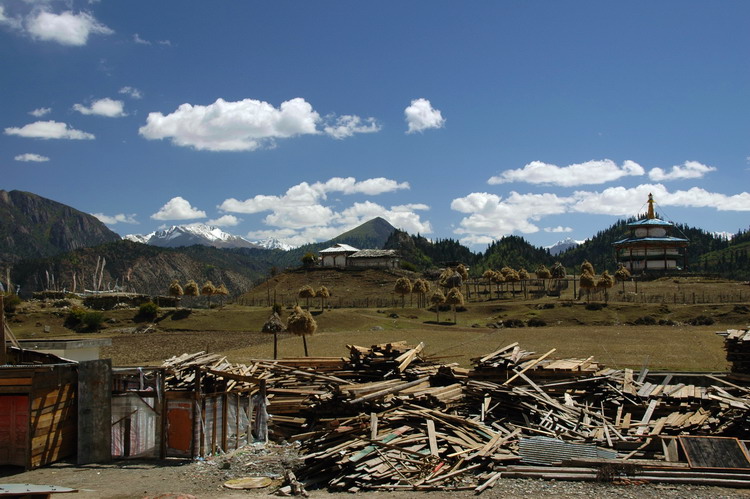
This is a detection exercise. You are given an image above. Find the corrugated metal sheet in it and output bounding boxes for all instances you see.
[518,436,616,466]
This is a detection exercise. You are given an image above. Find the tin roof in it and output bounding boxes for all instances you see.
[319,243,360,253]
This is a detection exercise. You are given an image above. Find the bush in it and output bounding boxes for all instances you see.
[536,303,555,310]
[52,299,73,308]
[688,315,715,326]
[585,303,606,311]
[64,306,104,331]
[272,303,283,315]
[658,319,677,326]
[136,301,160,322]
[81,311,105,331]
[527,318,547,327]
[502,318,525,328]
[64,306,87,328]
[633,315,657,325]
[3,293,21,314]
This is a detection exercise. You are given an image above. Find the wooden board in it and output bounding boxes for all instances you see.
[679,436,750,470]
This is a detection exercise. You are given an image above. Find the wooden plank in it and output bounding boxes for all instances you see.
[502,349,556,386]
[680,436,750,469]
[425,419,439,457]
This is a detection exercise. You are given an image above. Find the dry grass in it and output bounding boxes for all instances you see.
[7,274,748,372]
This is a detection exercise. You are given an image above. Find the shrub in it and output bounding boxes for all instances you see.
[3,293,21,314]
[136,301,160,322]
[658,319,677,326]
[64,306,104,331]
[527,318,547,327]
[81,311,105,331]
[688,315,715,326]
[272,303,283,315]
[536,303,555,310]
[502,318,525,328]
[633,316,657,325]
[585,303,606,311]
[52,299,73,308]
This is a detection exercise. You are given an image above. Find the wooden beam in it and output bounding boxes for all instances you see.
[502,349,556,386]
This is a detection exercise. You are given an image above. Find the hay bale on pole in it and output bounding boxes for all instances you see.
[286,305,317,357]
[262,312,285,359]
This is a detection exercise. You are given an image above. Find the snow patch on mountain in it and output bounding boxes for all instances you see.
[547,237,584,256]
[125,224,260,249]
[253,238,295,251]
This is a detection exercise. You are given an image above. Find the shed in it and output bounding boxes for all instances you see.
[348,249,400,269]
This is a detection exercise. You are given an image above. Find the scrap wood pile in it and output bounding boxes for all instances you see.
[159,335,750,491]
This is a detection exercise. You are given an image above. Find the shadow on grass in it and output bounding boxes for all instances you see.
[423,320,456,326]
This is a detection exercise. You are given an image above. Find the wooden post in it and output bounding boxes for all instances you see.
[0,295,5,365]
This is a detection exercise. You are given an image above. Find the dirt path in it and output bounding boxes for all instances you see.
[4,446,750,499]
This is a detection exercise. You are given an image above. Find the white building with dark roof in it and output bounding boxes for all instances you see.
[319,244,399,269]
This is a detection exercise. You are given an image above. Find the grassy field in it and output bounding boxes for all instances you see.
[8,289,747,371]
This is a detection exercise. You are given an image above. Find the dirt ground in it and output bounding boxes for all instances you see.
[4,445,750,499]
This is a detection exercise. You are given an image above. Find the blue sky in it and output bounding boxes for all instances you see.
[2,1,748,249]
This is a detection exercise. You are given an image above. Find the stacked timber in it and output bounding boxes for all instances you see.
[469,342,604,382]
[717,328,750,376]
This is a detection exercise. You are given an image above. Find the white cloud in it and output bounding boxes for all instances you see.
[119,86,142,99]
[158,39,172,46]
[15,153,49,162]
[92,213,138,225]
[544,226,573,233]
[133,33,150,45]
[29,107,51,117]
[4,120,95,140]
[488,159,645,187]
[323,115,381,139]
[404,98,445,134]
[648,161,716,181]
[151,197,207,220]
[207,214,241,227]
[451,191,569,244]
[73,97,126,117]
[220,177,428,245]
[219,177,409,215]
[26,10,113,46]
[452,183,750,245]
[139,97,322,151]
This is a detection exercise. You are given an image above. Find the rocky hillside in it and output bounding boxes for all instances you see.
[12,241,266,297]
[0,190,121,264]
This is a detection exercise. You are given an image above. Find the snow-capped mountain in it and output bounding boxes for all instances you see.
[547,237,583,256]
[125,224,260,249]
[253,238,295,251]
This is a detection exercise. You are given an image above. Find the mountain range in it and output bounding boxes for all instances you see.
[2,191,748,296]
[124,224,294,251]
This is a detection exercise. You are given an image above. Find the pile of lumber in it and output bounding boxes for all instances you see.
[154,336,750,491]
[718,328,750,376]
[469,342,604,382]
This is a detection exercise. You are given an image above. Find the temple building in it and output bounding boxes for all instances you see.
[613,194,689,272]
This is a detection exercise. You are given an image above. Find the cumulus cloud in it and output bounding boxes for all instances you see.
[4,120,94,140]
[92,213,138,225]
[544,226,573,233]
[648,161,716,181]
[207,214,241,227]
[73,97,126,117]
[139,97,379,151]
[139,97,321,151]
[29,107,51,117]
[26,10,113,46]
[451,184,750,245]
[15,153,49,162]
[404,98,445,134]
[220,177,428,246]
[119,86,142,99]
[151,197,207,220]
[323,115,381,139]
[488,159,645,187]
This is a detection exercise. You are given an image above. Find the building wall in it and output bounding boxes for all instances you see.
[348,257,399,269]
[322,254,348,267]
